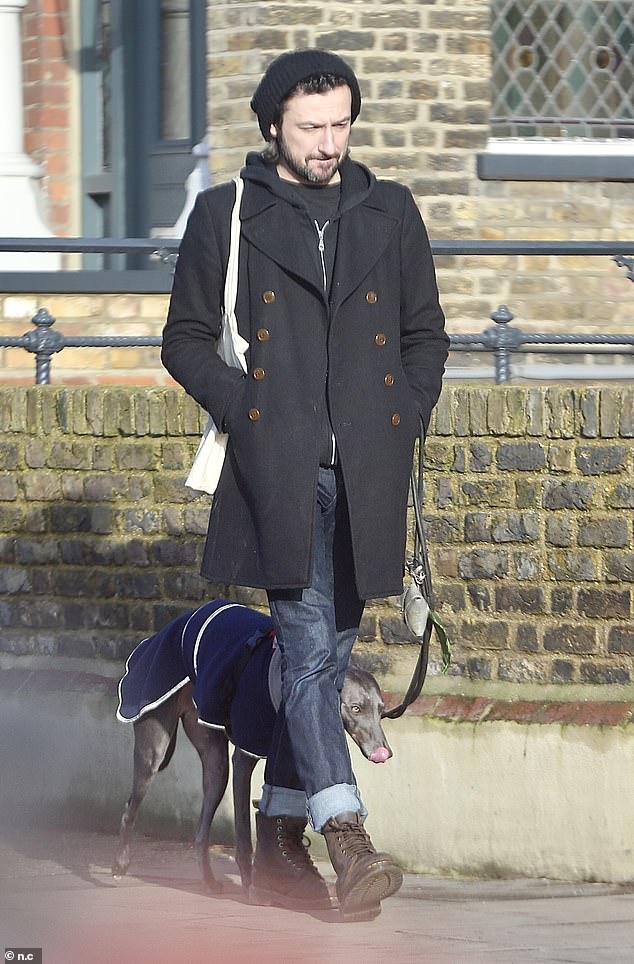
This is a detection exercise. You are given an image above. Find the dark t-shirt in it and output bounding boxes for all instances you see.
[275,179,341,295]
[290,181,341,224]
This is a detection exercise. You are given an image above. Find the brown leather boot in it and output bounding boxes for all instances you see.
[323,812,403,920]
[250,813,334,911]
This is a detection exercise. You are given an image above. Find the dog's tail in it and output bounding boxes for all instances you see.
[158,728,178,772]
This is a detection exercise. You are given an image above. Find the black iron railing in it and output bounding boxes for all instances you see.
[0,238,632,385]
[0,237,633,258]
[450,304,634,384]
[2,307,163,385]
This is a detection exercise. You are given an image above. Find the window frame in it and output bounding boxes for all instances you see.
[78,0,207,271]
[479,0,634,182]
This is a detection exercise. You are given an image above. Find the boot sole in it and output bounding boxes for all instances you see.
[248,884,335,912]
[339,863,403,915]
[339,902,382,922]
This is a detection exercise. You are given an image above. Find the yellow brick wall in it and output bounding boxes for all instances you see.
[206,0,634,343]
[0,295,171,386]
[2,2,632,387]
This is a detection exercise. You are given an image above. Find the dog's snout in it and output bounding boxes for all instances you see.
[369,746,391,764]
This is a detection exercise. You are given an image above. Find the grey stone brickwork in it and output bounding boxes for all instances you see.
[0,385,632,686]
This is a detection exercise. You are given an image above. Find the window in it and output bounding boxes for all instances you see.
[479,1,634,179]
[160,0,192,141]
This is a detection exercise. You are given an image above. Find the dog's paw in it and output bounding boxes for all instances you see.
[111,860,128,879]
[203,875,223,895]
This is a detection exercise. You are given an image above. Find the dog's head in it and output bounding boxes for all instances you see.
[341,666,392,764]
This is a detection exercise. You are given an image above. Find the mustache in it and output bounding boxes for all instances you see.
[308,147,350,162]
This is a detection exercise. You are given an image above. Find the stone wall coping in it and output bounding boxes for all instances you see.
[388,692,634,727]
[3,665,633,728]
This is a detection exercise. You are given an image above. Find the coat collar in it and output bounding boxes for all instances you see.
[238,156,400,302]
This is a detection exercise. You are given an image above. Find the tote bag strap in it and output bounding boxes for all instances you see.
[223,175,244,320]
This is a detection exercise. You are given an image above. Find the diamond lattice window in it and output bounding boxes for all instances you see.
[491,0,634,139]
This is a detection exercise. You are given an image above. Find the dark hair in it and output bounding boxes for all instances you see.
[262,73,351,163]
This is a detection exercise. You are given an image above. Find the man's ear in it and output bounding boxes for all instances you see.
[269,123,278,141]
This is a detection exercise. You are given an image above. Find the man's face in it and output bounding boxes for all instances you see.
[270,85,352,186]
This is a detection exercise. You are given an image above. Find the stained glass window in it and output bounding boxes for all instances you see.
[490,0,634,139]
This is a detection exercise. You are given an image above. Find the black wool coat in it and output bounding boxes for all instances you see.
[162,155,449,599]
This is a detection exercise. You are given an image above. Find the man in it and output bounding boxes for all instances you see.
[162,49,449,920]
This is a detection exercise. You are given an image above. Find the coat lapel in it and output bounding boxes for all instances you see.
[240,194,324,298]
[331,203,399,309]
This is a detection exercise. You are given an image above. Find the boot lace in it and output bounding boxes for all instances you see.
[333,820,374,859]
[276,819,321,877]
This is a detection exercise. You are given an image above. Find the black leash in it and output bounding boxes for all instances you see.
[382,436,451,720]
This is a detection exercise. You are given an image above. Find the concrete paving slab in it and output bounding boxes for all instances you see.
[1,827,633,964]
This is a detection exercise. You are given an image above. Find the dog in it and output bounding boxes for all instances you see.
[112,600,392,893]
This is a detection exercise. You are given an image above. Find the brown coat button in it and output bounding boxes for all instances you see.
[248,408,261,421]
[384,373,394,386]
[256,328,270,341]
[366,291,378,304]
[391,413,401,426]
[374,333,386,346]
[252,368,266,380]
[262,290,276,304]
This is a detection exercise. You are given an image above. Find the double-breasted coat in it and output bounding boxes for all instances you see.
[162,155,448,600]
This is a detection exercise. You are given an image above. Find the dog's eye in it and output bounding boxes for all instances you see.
[350,704,361,713]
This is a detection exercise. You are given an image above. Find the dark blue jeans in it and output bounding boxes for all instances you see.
[259,467,367,831]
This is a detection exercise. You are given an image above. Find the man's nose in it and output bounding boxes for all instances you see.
[319,126,336,154]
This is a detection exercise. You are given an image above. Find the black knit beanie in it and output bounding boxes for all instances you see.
[250,49,362,140]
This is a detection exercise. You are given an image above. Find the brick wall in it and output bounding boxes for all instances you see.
[0,294,170,386]
[429,385,634,684]
[1,384,632,685]
[22,0,74,236]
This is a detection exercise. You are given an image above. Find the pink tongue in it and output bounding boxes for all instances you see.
[369,747,390,764]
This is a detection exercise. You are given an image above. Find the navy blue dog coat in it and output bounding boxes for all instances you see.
[117,600,281,758]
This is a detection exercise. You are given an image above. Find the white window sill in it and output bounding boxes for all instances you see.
[477,139,634,181]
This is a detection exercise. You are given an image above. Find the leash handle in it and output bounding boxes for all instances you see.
[410,437,434,607]
[382,435,451,720]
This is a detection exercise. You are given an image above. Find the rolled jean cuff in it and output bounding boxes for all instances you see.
[258,783,307,819]
[307,783,368,833]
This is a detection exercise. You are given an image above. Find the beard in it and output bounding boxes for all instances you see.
[276,130,349,185]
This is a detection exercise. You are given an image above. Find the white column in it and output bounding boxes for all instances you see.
[0,0,60,269]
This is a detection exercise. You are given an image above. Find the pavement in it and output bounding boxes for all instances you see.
[1,826,633,964]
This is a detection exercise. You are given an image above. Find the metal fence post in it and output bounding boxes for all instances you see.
[22,308,64,384]
[487,305,517,384]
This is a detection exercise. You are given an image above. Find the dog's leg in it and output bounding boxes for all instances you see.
[232,747,259,892]
[181,709,229,893]
[112,709,178,878]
